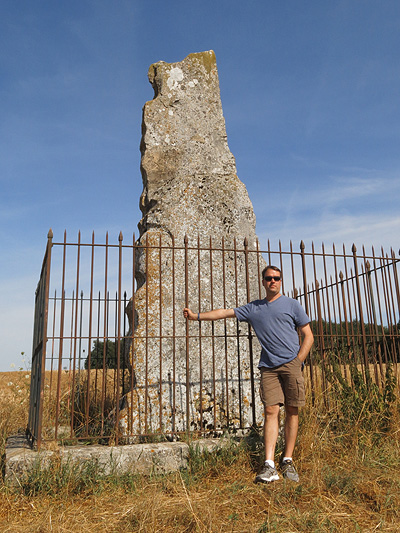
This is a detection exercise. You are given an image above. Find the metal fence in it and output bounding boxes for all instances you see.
[28,230,400,448]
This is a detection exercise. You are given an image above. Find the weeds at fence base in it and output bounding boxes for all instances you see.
[325,362,397,434]
[13,455,142,498]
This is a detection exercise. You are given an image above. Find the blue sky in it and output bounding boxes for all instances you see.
[1,0,400,371]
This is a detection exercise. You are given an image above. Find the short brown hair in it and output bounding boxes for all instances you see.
[262,265,282,278]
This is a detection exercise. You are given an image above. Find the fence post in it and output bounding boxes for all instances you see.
[365,261,379,339]
[392,250,400,377]
[129,232,136,436]
[144,233,149,434]
[70,231,81,437]
[84,232,96,437]
[196,235,203,433]
[171,234,176,434]
[244,237,256,427]
[115,231,123,445]
[300,241,315,404]
[54,231,67,441]
[392,250,400,315]
[339,271,350,384]
[352,244,370,380]
[365,261,385,386]
[209,236,217,429]
[315,280,328,406]
[300,241,309,316]
[158,232,163,433]
[184,234,190,434]
[234,238,243,428]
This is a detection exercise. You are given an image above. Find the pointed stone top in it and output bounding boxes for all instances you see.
[138,50,257,243]
[148,51,217,97]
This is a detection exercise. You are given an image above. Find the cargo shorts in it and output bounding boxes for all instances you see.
[259,356,305,408]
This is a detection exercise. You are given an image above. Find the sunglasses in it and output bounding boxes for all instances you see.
[264,276,281,282]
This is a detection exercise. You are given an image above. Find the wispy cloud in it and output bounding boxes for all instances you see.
[252,169,400,252]
[257,209,400,252]
[318,175,400,206]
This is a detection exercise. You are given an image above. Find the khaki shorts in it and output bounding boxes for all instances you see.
[259,357,305,408]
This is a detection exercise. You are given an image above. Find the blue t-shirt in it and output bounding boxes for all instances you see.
[234,295,310,368]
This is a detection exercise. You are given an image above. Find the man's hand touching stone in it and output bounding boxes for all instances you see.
[183,308,197,320]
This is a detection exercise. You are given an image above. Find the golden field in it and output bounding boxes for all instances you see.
[0,369,399,532]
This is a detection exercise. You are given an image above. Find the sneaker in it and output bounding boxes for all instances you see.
[280,459,299,482]
[255,463,280,484]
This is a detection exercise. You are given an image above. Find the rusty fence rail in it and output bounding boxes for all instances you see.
[28,230,400,448]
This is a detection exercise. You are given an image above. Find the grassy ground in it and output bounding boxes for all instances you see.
[0,370,399,532]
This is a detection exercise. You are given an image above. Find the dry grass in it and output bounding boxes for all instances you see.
[0,371,30,450]
[0,371,400,532]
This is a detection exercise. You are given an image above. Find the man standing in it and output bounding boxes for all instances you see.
[183,265,314,483]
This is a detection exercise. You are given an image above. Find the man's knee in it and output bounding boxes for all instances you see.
[265,404,280,418]
[285,404,299,416]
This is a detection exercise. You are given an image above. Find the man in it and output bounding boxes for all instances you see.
[183,265,314,483]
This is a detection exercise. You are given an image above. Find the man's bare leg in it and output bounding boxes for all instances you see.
[255,404,281,483]
[264,404,280,461]
[283,404,299,458]
[278,404,300,481]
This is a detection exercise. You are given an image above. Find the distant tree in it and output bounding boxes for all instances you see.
[85,340,117,369]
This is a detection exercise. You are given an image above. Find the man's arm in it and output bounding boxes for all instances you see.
[183,308,236,321]
[296,323,314,363]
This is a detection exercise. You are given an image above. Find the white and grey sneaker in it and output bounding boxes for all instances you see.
[280,459,299,482]
[255,463,280,483]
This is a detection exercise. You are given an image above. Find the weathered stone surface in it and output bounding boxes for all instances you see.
[139,50,256,241]
[125,51,264,438]
[5,434,236,486]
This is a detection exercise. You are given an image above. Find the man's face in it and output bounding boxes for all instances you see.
[262,268,282,298]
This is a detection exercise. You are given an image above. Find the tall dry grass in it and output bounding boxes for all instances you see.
[0,371,30,452]
[0,369,399,532]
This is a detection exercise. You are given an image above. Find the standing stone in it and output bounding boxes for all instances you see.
[125,51,264,439]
